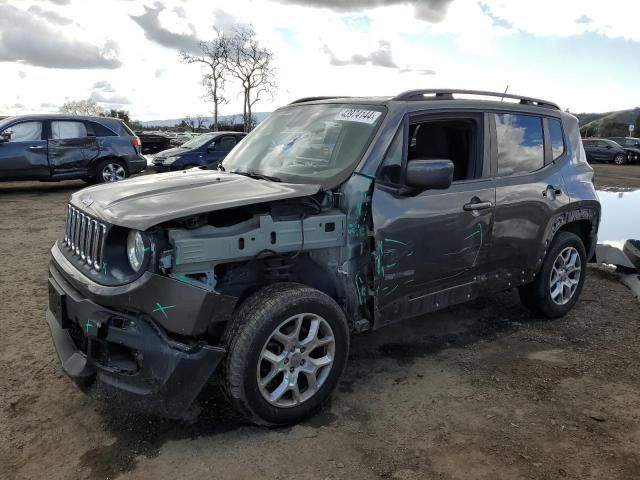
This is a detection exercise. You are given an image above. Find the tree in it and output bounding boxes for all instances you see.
[180,28,229,132]
[227,25,276,132]
[59,99,105,116]
[194,113,208,130]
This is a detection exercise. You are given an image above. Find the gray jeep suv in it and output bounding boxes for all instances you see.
[46,90,600,425]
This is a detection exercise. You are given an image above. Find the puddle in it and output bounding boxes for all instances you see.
[597,189,640,248]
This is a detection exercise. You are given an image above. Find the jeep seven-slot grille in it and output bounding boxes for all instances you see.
[63,204,107,271]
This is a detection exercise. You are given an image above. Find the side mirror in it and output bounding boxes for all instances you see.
[207,142,218,152]
[0,130,11,143]
[405,159,454,190]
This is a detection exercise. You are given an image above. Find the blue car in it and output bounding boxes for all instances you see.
[149,131,246,172]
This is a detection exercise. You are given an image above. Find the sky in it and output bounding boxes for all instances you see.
[1,0,639,121]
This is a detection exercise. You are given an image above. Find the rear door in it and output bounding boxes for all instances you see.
[371,111,495,326]
[47,120,99,177]
[487,113,571,286]
[0,120,48,179]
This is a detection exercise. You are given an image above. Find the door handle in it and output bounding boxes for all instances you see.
[463,200,493,211]
[542,185,562,198]
[28,145,45,152]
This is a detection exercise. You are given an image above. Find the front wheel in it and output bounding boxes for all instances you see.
[613,153,627,165]
[222,283,349,426]
[519,231,587,318]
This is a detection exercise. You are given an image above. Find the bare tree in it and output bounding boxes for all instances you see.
[180,28,229,131]
[59,99,105,116]
[226,25,276,132]
[183,115,196,129]
[194,113,207,130]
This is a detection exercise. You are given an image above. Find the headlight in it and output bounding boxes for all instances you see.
[126,230,146,272]
[163,156,179,165]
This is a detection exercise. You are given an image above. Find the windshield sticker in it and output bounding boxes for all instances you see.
[335,109,381,124]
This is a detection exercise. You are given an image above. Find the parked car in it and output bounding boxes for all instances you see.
[137,132,172,155]
[0,114,146,183]
[46,89,600,426]
[148,131,246,171]
[582,138,628,165]
[607,137,640,163]
[170,132,198,147]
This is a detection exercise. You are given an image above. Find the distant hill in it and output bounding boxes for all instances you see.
[576,108,640,130]
[141,112,270,128]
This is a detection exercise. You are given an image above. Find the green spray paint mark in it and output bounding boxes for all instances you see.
[464,224,484,267]
[152,302,176,319]
[84,320,93,333]
[143,247,151,253]
[101,261,107,274]
[383,238,407,246]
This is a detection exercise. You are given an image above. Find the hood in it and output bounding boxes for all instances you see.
[153,146,187,158]
[71,170,321,230]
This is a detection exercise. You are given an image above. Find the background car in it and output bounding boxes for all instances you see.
[582,138,628,165]
[149,131,246,171]
[0,114,146,183]
[607,137,640,163]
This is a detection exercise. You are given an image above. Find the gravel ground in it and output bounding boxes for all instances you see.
[2,164,640,480]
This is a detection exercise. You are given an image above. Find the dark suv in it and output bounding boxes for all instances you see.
[46,90,600,426]
[149,131,246,172]
[607,137,640,163]
[0,114,146,183]
[582,138,628,165]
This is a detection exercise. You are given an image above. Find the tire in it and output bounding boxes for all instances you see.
[95,159,129,183]
[613,153,626,165]
[222,283,349,426]
[519,231,587,318]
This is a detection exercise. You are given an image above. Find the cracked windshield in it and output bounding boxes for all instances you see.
[222,104,384,184]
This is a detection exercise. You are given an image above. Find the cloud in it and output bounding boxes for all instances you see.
[399,67,436,75]
[28,5,73,26]
[324,41,398,68]
[576,15,592,24]
[41,0,71,5]
[18,70,27,79]
[92,80,116,92]
[89,91,132,105]
[0,4,121,69]
[129,3,200,53]
[478,2,513,29]
[154,68,165,78]
[270,0,454,22]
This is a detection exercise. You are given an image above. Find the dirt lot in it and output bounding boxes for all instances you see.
[2,164,640,480]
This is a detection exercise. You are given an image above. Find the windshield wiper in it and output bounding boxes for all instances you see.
[231,170,282,182]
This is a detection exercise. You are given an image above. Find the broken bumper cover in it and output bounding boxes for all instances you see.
[47,246,229,418]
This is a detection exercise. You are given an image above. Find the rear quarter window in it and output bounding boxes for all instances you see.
[548,118,565,160]
[90,122,117,137]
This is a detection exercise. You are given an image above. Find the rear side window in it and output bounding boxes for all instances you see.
[495,113,544,176]
[51,121,87,139]
[548,118,565,160]
[90,122,117,137]
[2,121,42,142]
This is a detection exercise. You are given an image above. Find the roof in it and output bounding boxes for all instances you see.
[0,114,124,124]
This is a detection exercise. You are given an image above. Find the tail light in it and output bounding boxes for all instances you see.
[130,136,141,153]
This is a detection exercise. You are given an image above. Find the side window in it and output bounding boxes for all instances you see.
[495,113,544,176]
[90,122,117,137]
[2,121,42,142]
[548,118,565,160]
[378,128,403,184]
[218,136,237,151]
[51,121,88,140]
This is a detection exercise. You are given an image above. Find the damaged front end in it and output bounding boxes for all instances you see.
[46,172,377,418]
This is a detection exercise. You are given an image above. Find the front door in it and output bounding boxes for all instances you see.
[47,120,99,177]
[0,120,48,179]
[371,112,495,327]
[205,136,237,166]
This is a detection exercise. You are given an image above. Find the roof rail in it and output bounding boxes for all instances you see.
[393,89,560,110]
[289,96,350,105]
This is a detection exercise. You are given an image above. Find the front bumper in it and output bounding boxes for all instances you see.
[47,264,226,418]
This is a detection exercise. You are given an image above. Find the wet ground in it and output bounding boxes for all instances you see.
[2,164,640,480]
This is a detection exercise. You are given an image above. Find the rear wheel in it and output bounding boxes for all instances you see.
[96,159,128,183]
[222,283,349,426]
[613,153,627,165]
[519,231,587,318]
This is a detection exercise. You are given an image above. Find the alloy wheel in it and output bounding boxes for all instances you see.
[257,313,335,408]
[549,246,582,306]
[102,163,126,182]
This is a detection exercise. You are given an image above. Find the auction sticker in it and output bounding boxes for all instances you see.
[335,108,381,124]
